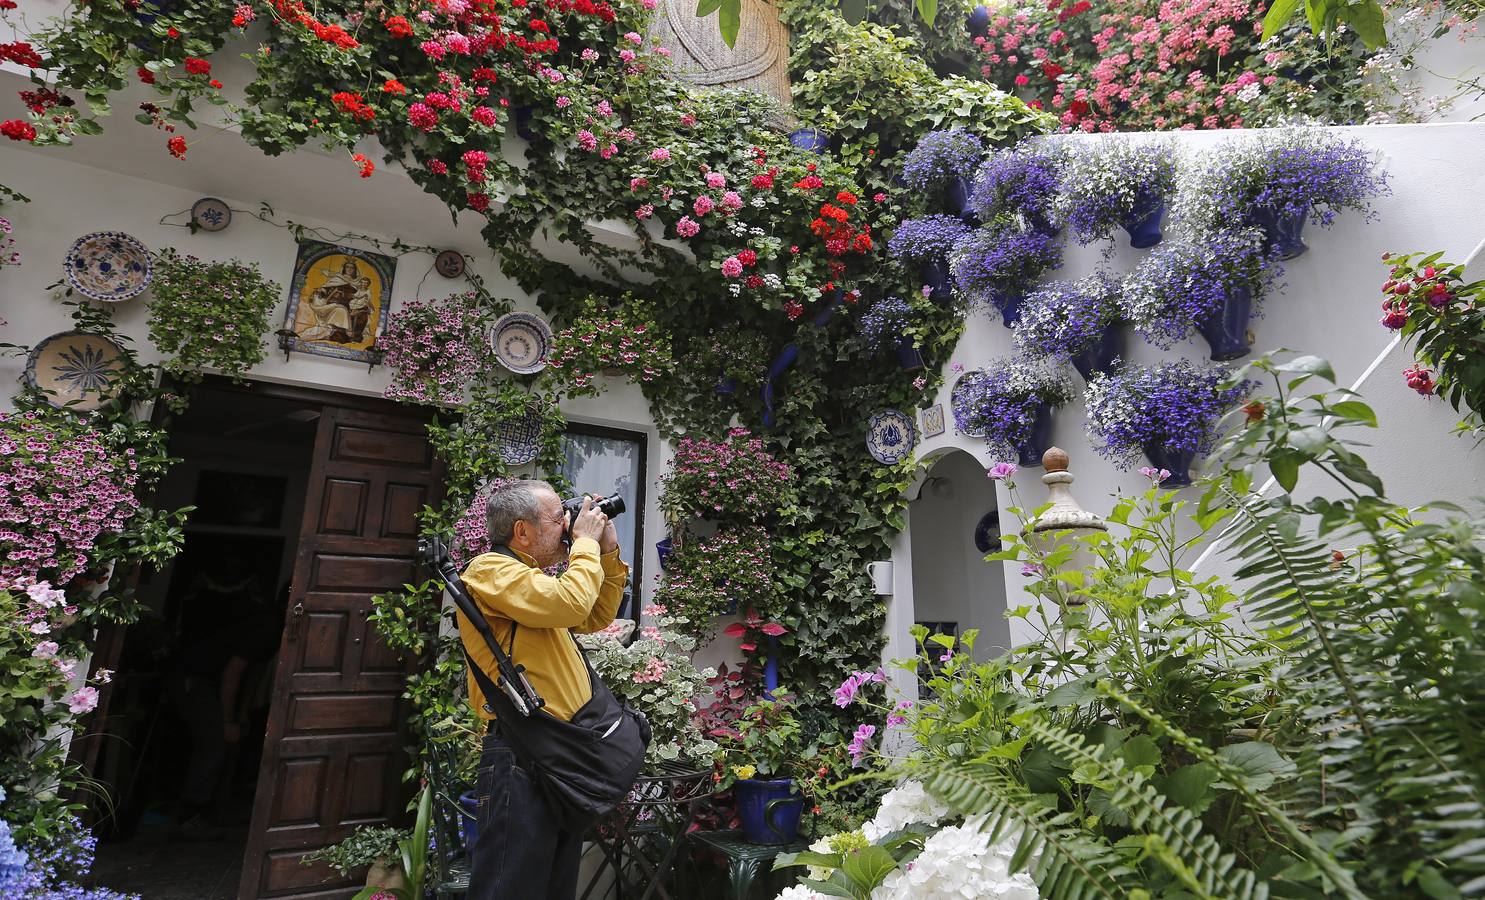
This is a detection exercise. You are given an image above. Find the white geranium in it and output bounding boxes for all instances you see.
[871,816,1040,900]
[861,780,953,843]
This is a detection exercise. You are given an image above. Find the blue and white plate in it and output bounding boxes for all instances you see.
[491,311,552,375]
[63,232,152,302]
[867,409,917,465]
[24,331,126,412]
[191,197,232,233]
[496,407,544,466]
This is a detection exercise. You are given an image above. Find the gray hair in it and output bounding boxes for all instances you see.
[486,479,557,546]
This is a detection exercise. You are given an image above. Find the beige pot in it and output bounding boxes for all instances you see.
[365,859,407,893]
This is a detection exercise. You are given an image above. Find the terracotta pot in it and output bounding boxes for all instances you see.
[365,860,407,893]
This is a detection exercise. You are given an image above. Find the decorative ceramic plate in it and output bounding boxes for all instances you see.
[867,409,917,465]
[491,312,552,375]
[63,232,152,302]
[24,331,126,412]
[950,370,986,438]
[191,197,232,233]
[974,510,1002,554]
[495,408,543,466]
[434,250,465,278]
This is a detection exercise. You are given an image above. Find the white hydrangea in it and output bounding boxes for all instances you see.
[871,816,1040,900]
[861,780,953,843]
[776,886,830,900]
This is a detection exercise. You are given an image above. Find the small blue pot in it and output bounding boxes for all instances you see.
[735,778,804,845]
[1024,208,1060,237]
[919,260,953,302]
[788,128,830,154]
[895,337,926,371]
[1070,323,1125,382]
[1015,404,1054,468]
[1141,442,1196,487]
[458,790,480,853]
[946,177,978,224]
[997,293,1025,327]
[1122,196,1166,249]
[656,537,674,571]
[1197,284,1254,362]
[715,375,739,395]
[514,105,538,142]
[967,4,992,33]
[1250,204,1308,260]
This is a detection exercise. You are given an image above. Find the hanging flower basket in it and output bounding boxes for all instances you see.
[1014,272,1124,381]
[895,337,926,371]
[1196,284,1255,362]
[1015,403,1055,468]
[788,128,830,154]
[1085,360,1250,482]
[734,778,804,845]
[919,260,953,302]
[1141,442,1198,487]
[1249,204,1309,260]
[945,177,978,225]
[714,375,739,395]
[1069,323,1126,382]
[1120,193,1166,249]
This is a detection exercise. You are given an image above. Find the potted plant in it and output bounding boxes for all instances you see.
[146,249,280,383]
[948,222,1063,326]
[377,291,496,407]
[300,825,410,893]
[1012,271,1125,380]
[969,140,1066,235]
[712,692,813,845]
[950,357,1074,467]
[887,215,973,303]
[652,524,778,636]
[657,428,797,523]
[577,606,719,767]
[858,295,924,370]
[544,295,673,398]
[901,128,986,221]
[1084,359,1249,485]
[1377,250,1485,427]
[1122,227,1284,361]
[1055,140,1177,249]
[1174,130,1389,260]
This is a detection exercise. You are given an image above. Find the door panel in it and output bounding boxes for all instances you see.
[239,405,439,899]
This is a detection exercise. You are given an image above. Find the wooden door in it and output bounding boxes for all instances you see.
[238,405,439,900]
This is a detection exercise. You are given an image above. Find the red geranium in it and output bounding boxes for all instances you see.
[183,57,211,76]
[0,41,43,68]
[331,91,376,122]
[384,14,413,37]
[1,119,36,142]
[167,135,187,158]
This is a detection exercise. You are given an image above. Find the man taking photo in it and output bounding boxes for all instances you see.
[457,479,628,900]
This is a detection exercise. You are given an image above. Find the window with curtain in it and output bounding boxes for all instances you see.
[557,425,647,621]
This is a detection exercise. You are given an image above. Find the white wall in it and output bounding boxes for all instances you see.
[893,122,1485,648]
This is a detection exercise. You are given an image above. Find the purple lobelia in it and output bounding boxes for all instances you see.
[887,215,973,263]
[1055,140,1177,246]
[901,129,985,192]
[1122,227,1284,348]
[1083,359,1249,469]
[858,295,913,350]
[951,357,1073,459]
[1013,271,1123,362]
[970,140,1066,230]
[949,222,1062,318]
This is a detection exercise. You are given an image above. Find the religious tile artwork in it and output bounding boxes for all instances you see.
[282,240,396,362]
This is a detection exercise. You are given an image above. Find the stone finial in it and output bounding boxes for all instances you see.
[1029,446,1107,533]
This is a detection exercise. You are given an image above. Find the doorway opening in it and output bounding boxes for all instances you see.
[88,382,319,900]
[907,450,1010,665]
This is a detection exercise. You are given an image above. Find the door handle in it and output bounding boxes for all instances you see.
[287,600,305,642]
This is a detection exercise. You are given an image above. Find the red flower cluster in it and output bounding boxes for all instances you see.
[384,15,414,37]
[1,119,36,142]
[19,88,64,113]
[167,135,187,159]
[331,91,375,123]
[382,78,406,95]
[268,0,360,50]
[0,1,18,11]
[809,194,872,256]
[0,41,43,68]
[137,66,155,84]
[183,57,211,75]
[1404,364,1436,396]
[353,152,374,178]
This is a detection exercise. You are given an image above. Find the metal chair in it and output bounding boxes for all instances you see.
[426,738,473,899]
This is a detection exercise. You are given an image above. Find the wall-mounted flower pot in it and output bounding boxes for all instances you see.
[895,337,926,371]
[458,790,480,854]
[946,177,978,224]
[1121,194,1165,249]
[715,375,739,395]
[1015,404,1054,467]
[514,105,538,142]
[1250,204,1308,260]
[1197,284,1254,361]
[1025,209,1059,237]
[919,260,953,302]
[656,537,674,571]
[1141,442,1196,487]
[967,4,992,33]
[997,293,1025,328]
[1070,323,1125,382]
[788,128,830,154]
[735,778,804,845]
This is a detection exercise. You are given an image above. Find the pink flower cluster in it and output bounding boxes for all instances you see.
[658,427,796,521]
[546,302,671,394]
[450,478,513,568]
[0,412,141,586]
[378,291,492,406]
[632,657,669,683]
[832,667,885,707]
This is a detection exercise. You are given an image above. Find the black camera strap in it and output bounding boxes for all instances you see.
[438,545,544,717]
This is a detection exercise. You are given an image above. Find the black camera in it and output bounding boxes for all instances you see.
[416,534,447,569]
[560,492,625,532]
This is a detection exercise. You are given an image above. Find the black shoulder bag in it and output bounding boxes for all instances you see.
[445,545,651,834]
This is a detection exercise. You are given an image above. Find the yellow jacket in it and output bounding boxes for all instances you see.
[457,536,629,722]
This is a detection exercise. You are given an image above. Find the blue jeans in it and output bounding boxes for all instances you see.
[467,732,582,900]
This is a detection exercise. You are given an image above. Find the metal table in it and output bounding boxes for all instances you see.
[579,760,713,900]
[687,830,811,900]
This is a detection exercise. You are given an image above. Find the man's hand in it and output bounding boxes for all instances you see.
[599,518,619,554]
[570,496,608,544]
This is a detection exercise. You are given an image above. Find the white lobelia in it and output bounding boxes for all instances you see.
[871,816,1041,900]
[861,780,953,843]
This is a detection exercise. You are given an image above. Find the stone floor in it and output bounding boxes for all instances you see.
[90,816,247,900]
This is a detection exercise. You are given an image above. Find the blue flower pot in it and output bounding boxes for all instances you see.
[998,293,1025,327]
[896,337,926,371]
[1015,404,1054,468]
[514,105,538,142]
[788,128,830,154]
[967,4,992,32]
[919,260,953,302]
[715,375,739,395]
[946,177,978,224]
[1122,195,1165,249]
[735,778,804,845]
[1025,209,1060,237]
[656,537,674,571]
[1250,204,1308,260]
[458,790,480,853]
[1141,442,1196,487]
[1070,323,1125,382]
[1197,284,1254,362]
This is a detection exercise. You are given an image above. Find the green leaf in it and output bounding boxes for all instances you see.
[694,0,724,17]
[1215,742,1294,791]
[1043,679,1097,708]
[839,0,868,24]
[798,876,855,898]
[1261,0,1303,41]
[1162,764,1219,812]
[1120,735,1160,772]
[717,0,742,47]
[915,0,938,27]
[1269,453,1300,493]
[840,845,900,892]
[1339,1,1386,48]
[1329,400,1377,427]
[1303,0,1327,34]
[1289,425,1330,458]
[1276,354,1336,382]
[775,850,842,871]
